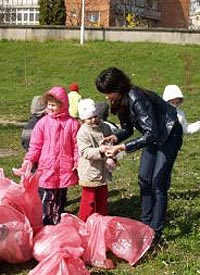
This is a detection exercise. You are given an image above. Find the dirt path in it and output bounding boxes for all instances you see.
[0,148,18,158]
[0,119,25,127]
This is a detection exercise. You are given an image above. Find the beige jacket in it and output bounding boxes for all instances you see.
[77,121,113,187]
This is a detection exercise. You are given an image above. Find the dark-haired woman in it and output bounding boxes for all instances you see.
[95,67,183,244]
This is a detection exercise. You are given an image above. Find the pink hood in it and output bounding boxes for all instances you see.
[47,86,69,116]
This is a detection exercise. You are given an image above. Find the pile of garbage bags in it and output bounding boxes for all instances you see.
[0,168,154,274]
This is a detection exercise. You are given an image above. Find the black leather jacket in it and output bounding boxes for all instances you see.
[115,87,178,152]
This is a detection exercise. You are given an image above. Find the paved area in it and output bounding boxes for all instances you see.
[0,148,18,158]
[0,119,25,127]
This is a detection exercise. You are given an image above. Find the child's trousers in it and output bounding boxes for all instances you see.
[38,187,67,225]
[78,185,108,222]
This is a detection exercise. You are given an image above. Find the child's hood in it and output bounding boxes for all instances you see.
[47,86,69,114]
[163,85,184,102]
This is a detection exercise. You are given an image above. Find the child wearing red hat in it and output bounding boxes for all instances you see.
[68,82,82,118]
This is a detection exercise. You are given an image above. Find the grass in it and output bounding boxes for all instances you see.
[0,39,200,275]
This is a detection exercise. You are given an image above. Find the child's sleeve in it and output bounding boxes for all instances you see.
[24,120,44,163]
[71,120,81,167]
[185,121,200,134]
[178,109,200,134]
[77,128,103,160]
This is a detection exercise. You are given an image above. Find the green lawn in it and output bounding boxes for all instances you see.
[0,40,200,275]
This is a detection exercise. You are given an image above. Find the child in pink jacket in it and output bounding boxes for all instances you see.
[14,86,80,225]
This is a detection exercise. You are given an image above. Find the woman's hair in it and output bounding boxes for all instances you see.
[43,94,62,106]
[95,67,132,94]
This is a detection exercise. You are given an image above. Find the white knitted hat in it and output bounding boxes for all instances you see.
[163,85,184,101]
[78,98,98,120]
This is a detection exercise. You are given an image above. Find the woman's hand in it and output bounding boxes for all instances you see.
[101,135,118,145]
[105,144,126,157]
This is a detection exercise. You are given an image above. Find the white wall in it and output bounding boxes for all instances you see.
[1,25,200,45]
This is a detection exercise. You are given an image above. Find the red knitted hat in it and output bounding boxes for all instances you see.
[69,83,79,92]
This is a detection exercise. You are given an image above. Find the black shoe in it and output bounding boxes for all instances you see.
[149,234,168,255]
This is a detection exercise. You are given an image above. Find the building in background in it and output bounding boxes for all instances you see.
[0,0,199,29]
[0,0,39,25]
[160,0,190,29]
[189,0,200,29]
[65,0,162,28]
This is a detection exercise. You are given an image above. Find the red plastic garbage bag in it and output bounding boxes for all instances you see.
[0,169,43,234]
[60,213,89,250]
[31,214,90,275]
[106,216,155,265]
[33,217,84,262]
[84,213,154,268]
[0,205,33,263]
[0,168,14,201]
[28,250,90,275]
[83,214,115,269]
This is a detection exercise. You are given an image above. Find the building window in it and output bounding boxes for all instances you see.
[86,11,100,26]
[17,13,21,20]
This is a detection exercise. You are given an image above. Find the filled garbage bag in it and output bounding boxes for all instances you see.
[0,169,43,234]
[28,250,90,275]
[106,215,155,265]
[84,213,154,268]
[0,168,14,200]
[60,213,89,250]
[33,217,85,261]
[31,215,89,275]
[0,205,33,263]
[83,214,115,269]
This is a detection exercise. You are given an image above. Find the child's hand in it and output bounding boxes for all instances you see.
[105,158,117,172]
[12,160,33,178]
[99,144,112,154]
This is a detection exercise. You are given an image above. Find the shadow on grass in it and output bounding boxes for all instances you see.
[109,192,141,220]
[1,259,38,275]
[166,189,200,239]
[66,188,141,220]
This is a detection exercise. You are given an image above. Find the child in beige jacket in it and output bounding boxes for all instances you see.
[77,98,116,222]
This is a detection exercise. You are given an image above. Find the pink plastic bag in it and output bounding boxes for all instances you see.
[60,213,89,250]
[33,216,84,261]
[28,251,90,275]
[84,213,154,268]
[83,214,115,269]
[106,216,155,265]
[0,169,43,234]
[0,168,15,201]
[31,214,89,275]
[0,205,33,263]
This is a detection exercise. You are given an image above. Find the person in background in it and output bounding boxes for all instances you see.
[13,86,80,225]
[96,101,119,134]
[96,101,126,161]
[68,82,82,118]
[21,95,46,172]
[95,67,183,246]
[77,98,116,222]
[21,95,46,150]
[163,85,200,134]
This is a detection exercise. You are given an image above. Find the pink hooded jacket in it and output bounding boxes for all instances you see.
[25,86,80,189]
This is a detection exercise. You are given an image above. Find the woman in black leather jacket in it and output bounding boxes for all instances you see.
[95,67,183,244]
